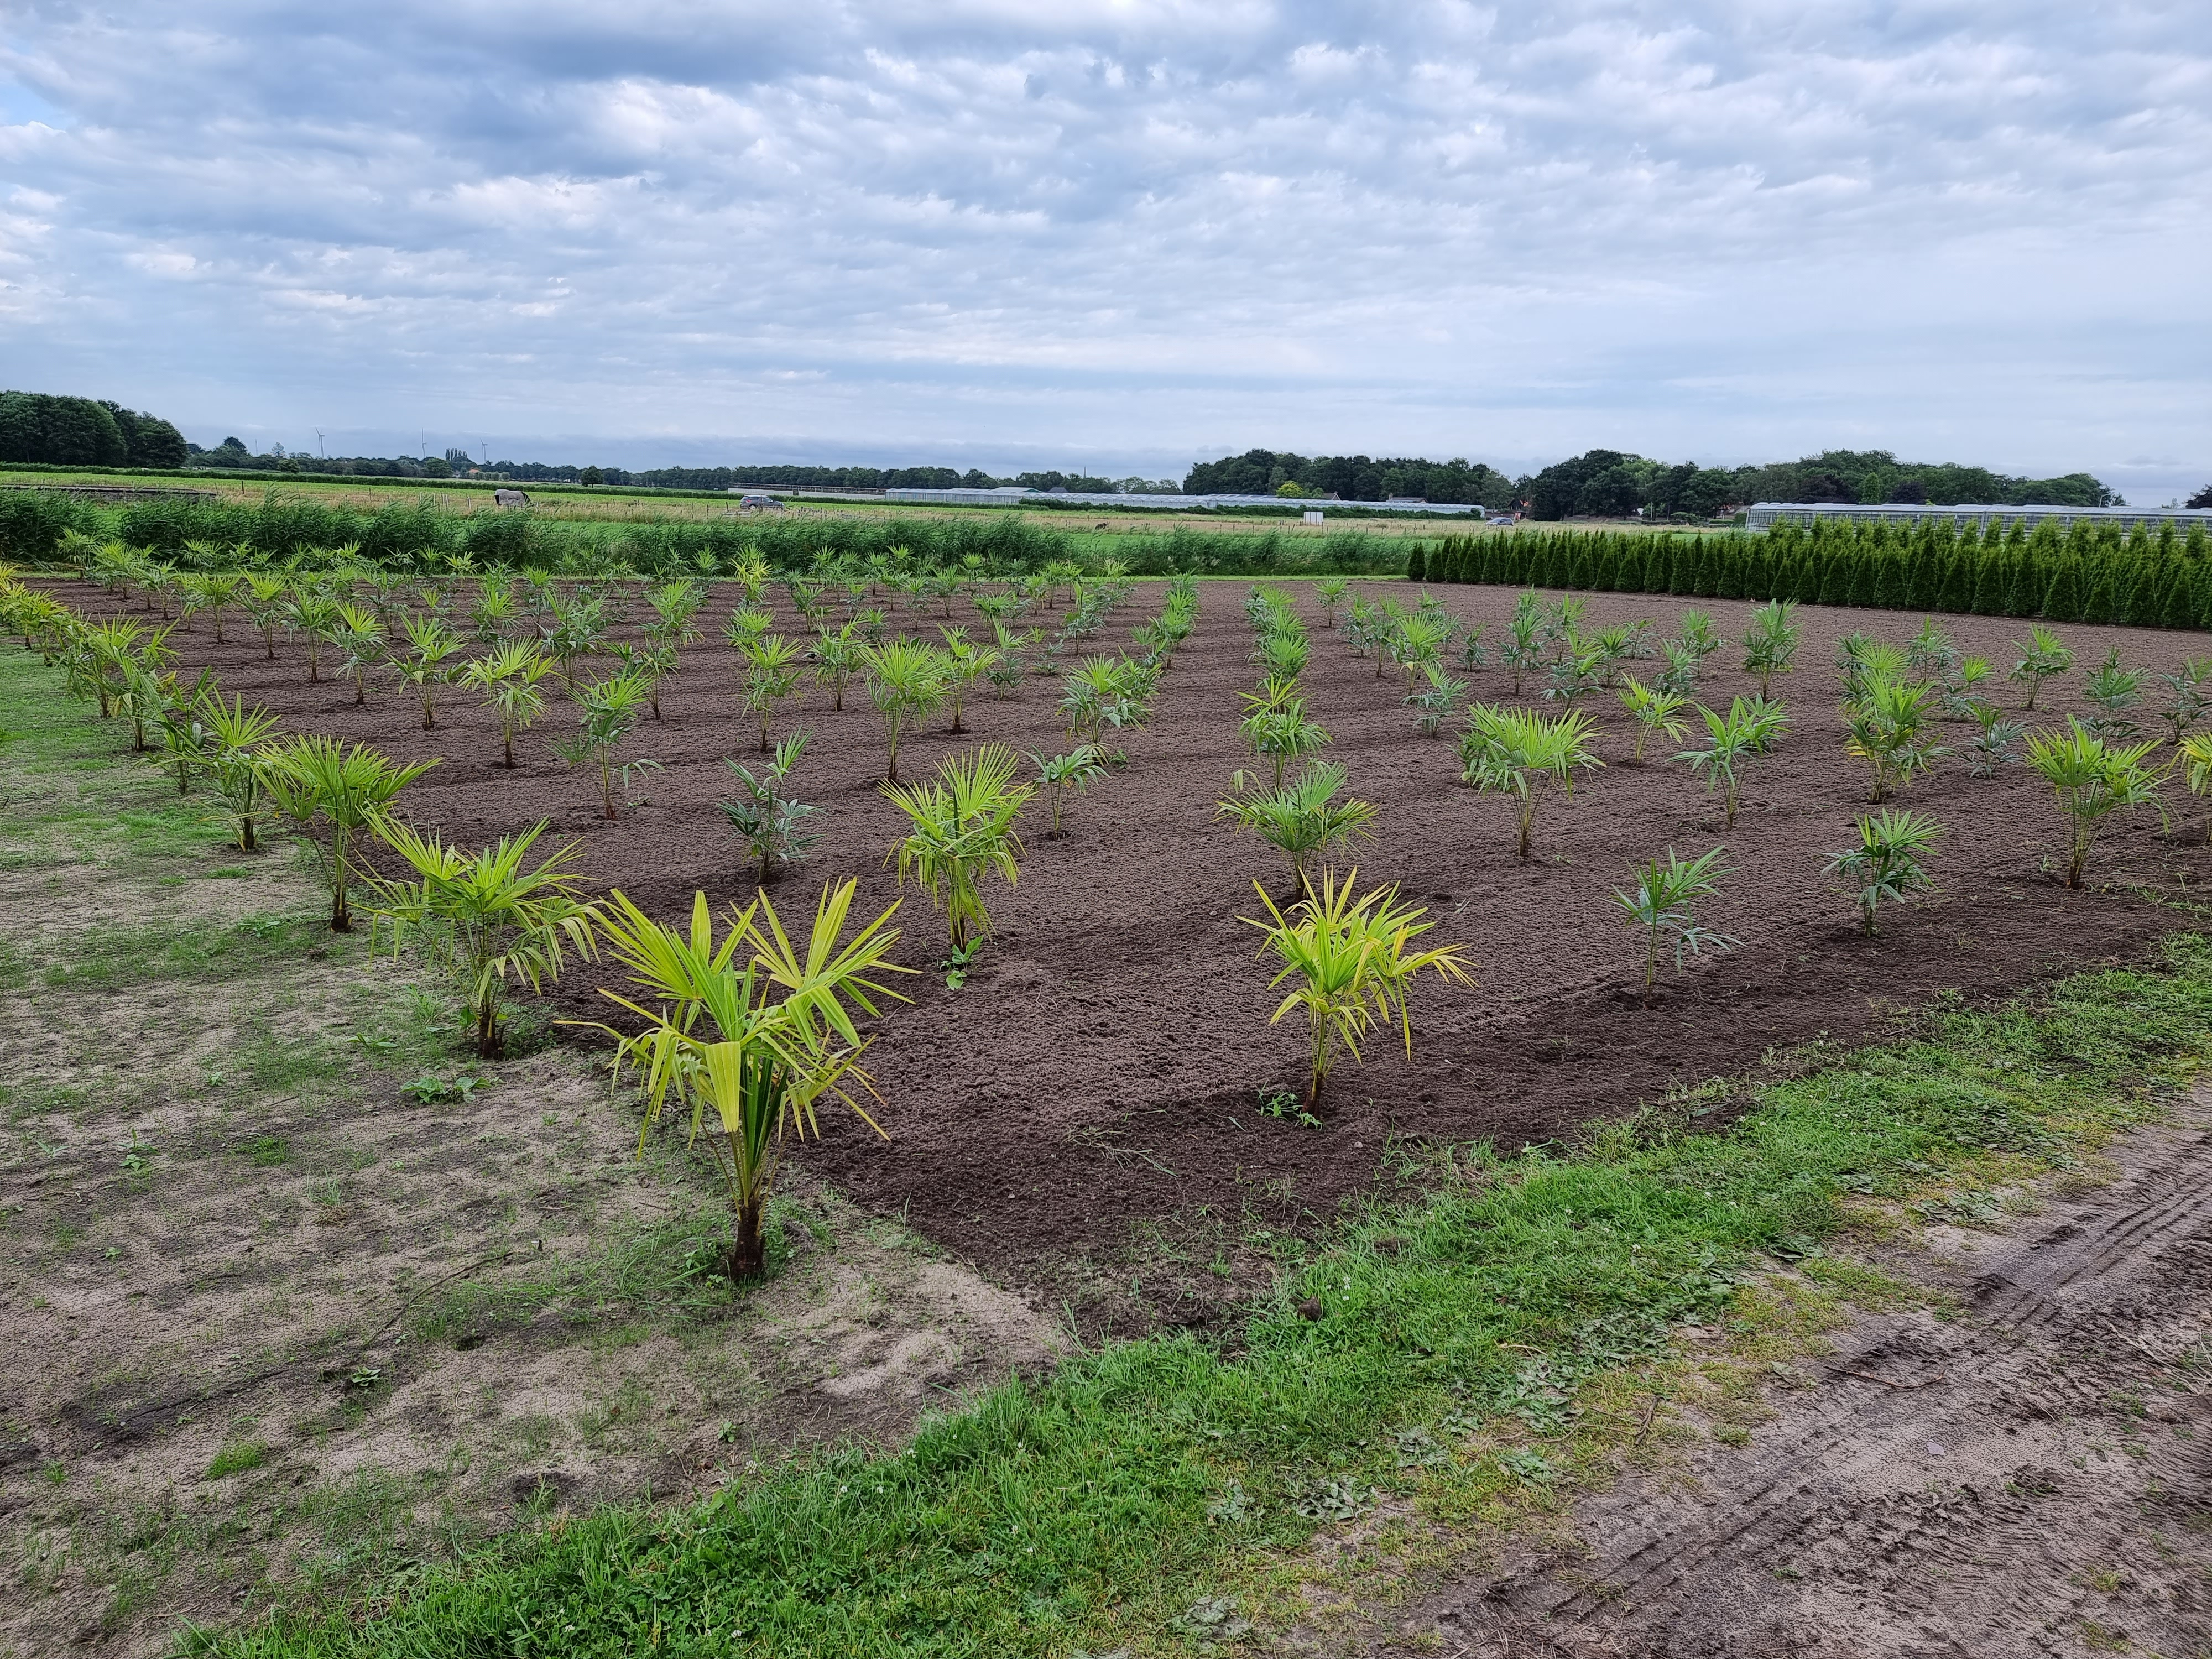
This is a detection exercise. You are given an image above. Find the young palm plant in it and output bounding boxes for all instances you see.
[2182,730,2212,841]
[1676,696,1790,828]
[577,881,911,1280]
[936,626,1000,734]
[330,602,387,708]
[1316,577,1349,628]
[1740,599,1799,694]
[860,637,950,781]
[1408,662,1467,737]
[467,576,518,643]
[1618,675,1689,764]
[740,633,808,752]
[1029,744,1107,838]
[722,733,821,884]
[1824,808,1943,935]
[2155,660,2212,744]
[1613,845,1736,1006]
[183,571,241,644]
[241,572,290,660]
[1239,693,1332,786]
[284,589,339,683]
[809,623,863,711]
[1457,704,1603,860]
[1841,672,1943,802]
[390,611,462,729]
[264,737,440,931]
[461,638,556,767]
[1241,869,1474,1111]
[553,670,656,819]
[1217,761,1380,895]
[2080,647,2146,740]
[2024,719,2162,888]
[881,743,1035,952]
[2008,624,2074,711]
[195,691,285,852]
[363,818,603,1058]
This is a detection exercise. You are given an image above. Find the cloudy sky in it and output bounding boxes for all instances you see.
[2,2,2207,497]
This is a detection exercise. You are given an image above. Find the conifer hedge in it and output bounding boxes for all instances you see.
[1421,519,2212,630]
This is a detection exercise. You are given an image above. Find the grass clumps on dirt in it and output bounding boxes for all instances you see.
[194,938,2212,1658]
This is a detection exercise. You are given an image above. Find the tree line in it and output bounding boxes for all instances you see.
[0,392,187,469]
[1185,446,2123,517]
[1415,515,2212,629]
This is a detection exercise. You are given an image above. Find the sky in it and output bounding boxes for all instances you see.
[1,2,2208,500]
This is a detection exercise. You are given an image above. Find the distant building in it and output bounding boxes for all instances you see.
[878,487,1479,515]
[1748,502,2212,534]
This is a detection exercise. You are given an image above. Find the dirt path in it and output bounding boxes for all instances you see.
[1373,1102,2212,1658]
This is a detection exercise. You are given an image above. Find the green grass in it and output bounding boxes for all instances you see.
[0,645,242,873]
[190,938,2212,1659]
[206,1441,269,1480]
[38,911,353,990]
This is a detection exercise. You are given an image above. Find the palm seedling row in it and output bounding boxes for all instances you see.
[4,562,2203,1280]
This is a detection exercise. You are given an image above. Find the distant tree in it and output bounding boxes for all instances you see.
[1574,463,1651,517]
[1520,450,1636,520]
[580,465,604,486]
[98,403,188,468]
[1886,477,1929,504]
[0,391,131,465]
[2186,484,2212,510]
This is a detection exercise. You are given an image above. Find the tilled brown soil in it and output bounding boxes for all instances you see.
[40,577,2208,1316]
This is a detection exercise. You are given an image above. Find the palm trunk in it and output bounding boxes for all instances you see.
[475,997,501,1059]
[330,835,353,932]
[727,1177,768,1281]
[1307,1020,1331,1109]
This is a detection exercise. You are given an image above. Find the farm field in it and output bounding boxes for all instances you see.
[24,573,2202,1322]
[9,564,2212,1657]
[0,641,1065,1657]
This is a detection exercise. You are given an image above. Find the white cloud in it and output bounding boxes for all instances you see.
[0,0,2203,494]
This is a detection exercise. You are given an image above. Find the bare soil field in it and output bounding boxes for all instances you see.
[36,576,2206,1330]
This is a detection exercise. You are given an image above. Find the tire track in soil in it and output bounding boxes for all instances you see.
[1372,1103,2212,1659]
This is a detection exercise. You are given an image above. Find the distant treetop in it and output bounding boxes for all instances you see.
[0,391,187,469]
[1180,445,2121,519]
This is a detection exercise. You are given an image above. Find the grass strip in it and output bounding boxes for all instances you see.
[184,935,2212,1658]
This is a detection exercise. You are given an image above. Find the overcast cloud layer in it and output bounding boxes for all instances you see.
[2,2,2208,497]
